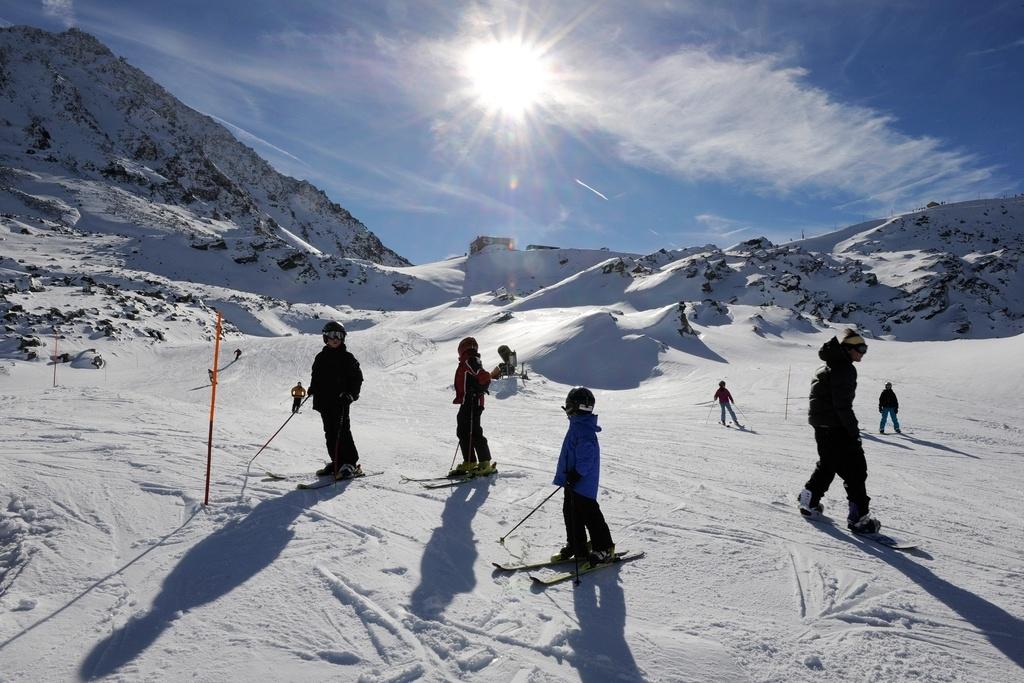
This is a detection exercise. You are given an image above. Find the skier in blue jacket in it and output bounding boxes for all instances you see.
[551,387,615,566]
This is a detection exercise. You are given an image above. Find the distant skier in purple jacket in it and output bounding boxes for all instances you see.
[714,381,741,427]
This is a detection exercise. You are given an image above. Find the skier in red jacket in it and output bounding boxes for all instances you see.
[452,336,495,476]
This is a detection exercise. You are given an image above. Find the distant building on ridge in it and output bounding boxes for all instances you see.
[470,236,515,254]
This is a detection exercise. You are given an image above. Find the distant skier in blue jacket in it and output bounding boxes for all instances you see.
[551,387,615,566]
[878,382,901,434]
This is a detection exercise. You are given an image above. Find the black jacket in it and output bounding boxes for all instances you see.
[808,337,859,436]
[308,344,363,412]
[879,388,898,411]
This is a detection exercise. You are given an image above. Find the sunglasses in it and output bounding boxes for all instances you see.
[324,331,345,340]
[850,344,867,354]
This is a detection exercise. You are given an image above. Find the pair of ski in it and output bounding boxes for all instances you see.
[265,470,381,490]
[493,550,645,586]
[400,470,497,489]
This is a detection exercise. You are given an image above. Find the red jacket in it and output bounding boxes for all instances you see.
[453,350,492,406]
[713,387,734,404]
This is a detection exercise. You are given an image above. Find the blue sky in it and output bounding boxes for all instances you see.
[2,1,1022,264]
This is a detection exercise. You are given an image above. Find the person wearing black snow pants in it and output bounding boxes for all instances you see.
[308,321,363,478]
[451,336,494,475]
[319,402,357,469]
[552,387,615,566]
[456,402,488,464]
[797,329,881,533]
[806,426,869,514]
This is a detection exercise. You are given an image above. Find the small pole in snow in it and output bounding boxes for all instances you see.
[785,366,791,421]
[204,312,223,506]
[52,328,59,388]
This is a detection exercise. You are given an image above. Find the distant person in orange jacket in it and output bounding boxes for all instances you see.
[291,381,306,414]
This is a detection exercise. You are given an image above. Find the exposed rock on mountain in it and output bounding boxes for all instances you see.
[0,26,408,272]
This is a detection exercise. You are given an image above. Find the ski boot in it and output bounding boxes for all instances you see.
[550,542,590,563]
[585,545,616,568]
[797,488,824,517]
[335,463,362,480]
[474,459,497,476]
[448,461,476,477]
[316,462,335,477]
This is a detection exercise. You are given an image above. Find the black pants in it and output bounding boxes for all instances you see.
[319,403,358,467]
[292,398,302,414]
[456,402,490,462]
[805,426,870,516]
[563,489,613,555]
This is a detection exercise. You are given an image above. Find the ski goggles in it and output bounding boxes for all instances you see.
[323,331,345,340]
[848,343,868,354]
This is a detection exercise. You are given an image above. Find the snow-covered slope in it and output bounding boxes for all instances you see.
[1,309,1021,682]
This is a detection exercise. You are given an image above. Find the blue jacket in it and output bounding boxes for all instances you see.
[552,413,602,500]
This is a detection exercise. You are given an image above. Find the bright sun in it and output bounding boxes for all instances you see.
[463,39,551,118]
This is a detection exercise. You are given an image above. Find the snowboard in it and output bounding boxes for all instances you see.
[802,511,917,550]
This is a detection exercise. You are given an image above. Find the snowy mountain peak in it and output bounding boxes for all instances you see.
[0,25,408,270]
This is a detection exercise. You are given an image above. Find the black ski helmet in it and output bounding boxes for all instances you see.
[563,387,595,415]
[719,381,726,387]
[322,321,346,343]
[885,382,892,388]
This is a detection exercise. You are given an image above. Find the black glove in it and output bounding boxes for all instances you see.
[894,408,898,414]
[467,355,482,371]
[566,470,582,486]
[342,393,358,403]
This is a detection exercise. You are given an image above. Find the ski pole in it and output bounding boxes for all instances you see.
[704,402,716,424]
[447,440,460,474]
[567,481,581,587]
[246,395,309,467]
[498,487,560,544]
[331,400,352,480]
[734,403,749,423]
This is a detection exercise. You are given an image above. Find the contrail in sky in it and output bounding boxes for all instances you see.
[574,178,609,201]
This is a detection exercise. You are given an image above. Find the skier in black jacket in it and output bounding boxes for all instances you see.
[797,329,881,533]
[878,382,900,434]
[308,321,364,479]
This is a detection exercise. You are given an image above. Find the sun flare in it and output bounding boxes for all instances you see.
[463,39,551,118]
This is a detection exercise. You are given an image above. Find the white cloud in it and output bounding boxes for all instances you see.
[574,178,609,200]
[550,47,997,211]
[42,0,74,27]
[207,114,305,164]
[695,213,748,237]
[407,2,1002,214]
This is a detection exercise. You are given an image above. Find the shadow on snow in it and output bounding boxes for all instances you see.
[77,487,340,679]
[408,479,492,620]
[813,520,1024,670]
[568,574,645,682]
